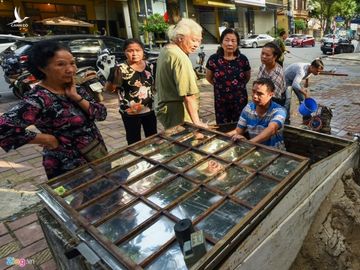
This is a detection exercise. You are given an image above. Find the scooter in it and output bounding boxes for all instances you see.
[96,49,116,82]
[194,45,206,79]
[12,66,105,102]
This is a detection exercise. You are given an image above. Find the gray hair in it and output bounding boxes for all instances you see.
[167,18,202,41]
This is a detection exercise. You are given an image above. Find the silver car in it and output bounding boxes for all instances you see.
[241,34,274,48]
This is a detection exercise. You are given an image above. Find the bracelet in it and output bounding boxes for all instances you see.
[76,97,84,103]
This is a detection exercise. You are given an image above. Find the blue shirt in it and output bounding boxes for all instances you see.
[284,63,311,92]
[237,101,286,149]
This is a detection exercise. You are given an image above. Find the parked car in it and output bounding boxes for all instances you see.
[285,34,302,46]
[321,35,354,54]
[0,34,23,53]
[0,34,159,84]
[291,35,315,47]
[320,34,335,43]
[240,34,274,48]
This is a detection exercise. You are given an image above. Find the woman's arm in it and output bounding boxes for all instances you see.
[183,94,207,128]
[205,69,214,85]
[244,70,251,83]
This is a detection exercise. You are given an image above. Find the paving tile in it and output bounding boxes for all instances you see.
[40,259,57,270]
[0,223,8,236]
[0,241,21,259]
[7,262,35,269]
[0,234,13,248]
[0,239,47,270]
[7,214,38,231]
[13,222,44,247]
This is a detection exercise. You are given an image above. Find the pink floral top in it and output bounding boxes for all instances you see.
[107,61,155,115]
[0,85,107,179]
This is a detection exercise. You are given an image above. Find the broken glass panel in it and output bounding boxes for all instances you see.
[237,149,277,170]
[208,166,251,193]
[118,216,175,264]
[147,177,195,208]
[128,169,174,194]
[261,156,300,180]
[198,137,229,154]
[108,159,154,183]
[145,243,187,270]
[185,159,226,182]
[64,178,115,208]
[170,188,222,221]
[167,151,205,171]
[234,175,278,206]
[95,151,138,173]
[97,201,156,242]
[52,167,96,193]
[131,137,171,155]
[218,143,253,162]
[196,200,249,241]
[79,189,134,224]
[149,144,187,162]
[178,131,212,147]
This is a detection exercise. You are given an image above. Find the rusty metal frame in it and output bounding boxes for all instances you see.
[40,123,309,269]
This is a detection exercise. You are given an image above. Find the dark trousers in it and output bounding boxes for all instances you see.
[121,111,157,145]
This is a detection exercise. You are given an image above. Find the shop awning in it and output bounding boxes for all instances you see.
[234,0,266,7]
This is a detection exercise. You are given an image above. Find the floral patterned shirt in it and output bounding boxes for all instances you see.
[108,61,155,115]
[0,85,107,178]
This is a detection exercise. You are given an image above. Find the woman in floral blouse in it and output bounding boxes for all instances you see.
[206,28,251,124]
[0,40,107,179]
[106,38,157,145]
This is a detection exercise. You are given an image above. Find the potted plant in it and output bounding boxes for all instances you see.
[141,13,169,41]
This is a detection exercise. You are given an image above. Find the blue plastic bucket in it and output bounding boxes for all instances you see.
[298,98,318,116]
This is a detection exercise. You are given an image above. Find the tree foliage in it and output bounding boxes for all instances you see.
[294,19,306,31]
[309,0,357,33]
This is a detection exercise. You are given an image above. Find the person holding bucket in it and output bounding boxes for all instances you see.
[228,78,286,150]
[284,59,324,122]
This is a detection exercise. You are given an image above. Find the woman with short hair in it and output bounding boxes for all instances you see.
[155,18,207,129]
[206,28,251,124]
[0,40,107,179]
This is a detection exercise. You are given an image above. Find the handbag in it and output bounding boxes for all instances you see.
[79,138,108,162]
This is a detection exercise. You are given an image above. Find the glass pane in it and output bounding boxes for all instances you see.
[167,151,205,171]
[170,188,222,221]
[95,151,137,173]
[164,125,195,140]
[147,177,195,208]
[261,156,300,180]
[185,159,226,182]
[79,189,134,224]
[108,160,154,183]
[98,202,156,242]
[52,168,96,192]
[218,143,253,162]
[132,137,171,155]
[118,216,175,264]
[198,138,229,153]
[197,200,249,241]
[149,144,187,162]
[128,169,174,194]
[209,166,251,193]
[64,178,115,208]
[234,175,278,206]
[238,149,277,170]
[145,243,187,270]
[178,131,212,147]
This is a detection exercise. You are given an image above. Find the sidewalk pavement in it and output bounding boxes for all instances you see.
[0,53,359,269]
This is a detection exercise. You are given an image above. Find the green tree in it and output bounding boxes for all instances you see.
[309,0,338,34]
[294,19,306,31]
[333,0,357,25]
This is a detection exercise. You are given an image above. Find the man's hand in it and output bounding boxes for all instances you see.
[231,134,246,141]
[301,88,310,98]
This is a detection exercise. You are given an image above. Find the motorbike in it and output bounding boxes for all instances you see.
[11,66,105,101]
[194,45,206,79]
[96,49,116,82]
